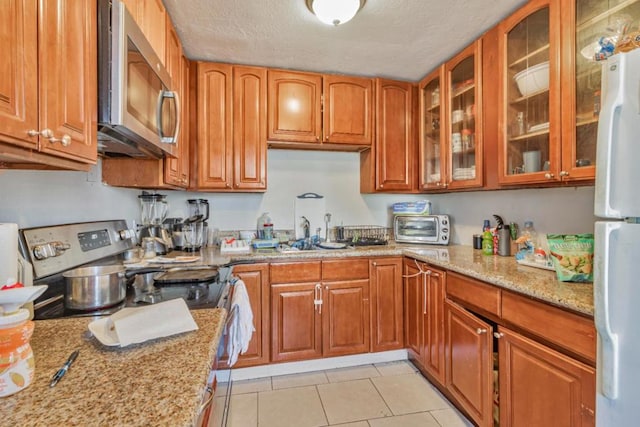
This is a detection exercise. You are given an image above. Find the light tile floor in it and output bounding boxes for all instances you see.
[211,361,473,427]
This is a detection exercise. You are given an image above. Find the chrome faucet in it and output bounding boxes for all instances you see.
[301,216,310,239]
[324,213,332,242]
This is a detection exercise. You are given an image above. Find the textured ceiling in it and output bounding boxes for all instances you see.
[163,0,528,82]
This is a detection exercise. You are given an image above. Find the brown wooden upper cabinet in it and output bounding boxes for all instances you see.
[419,66,447,191]
[559,0,640,183]
[195,63,267,192]
[420,39,483,192]
[0,0,97,169]
[267,70,373,148]
[498,0,561,185]
[444,40,484,190]
[163,21,188,188]
[362,78,416,192]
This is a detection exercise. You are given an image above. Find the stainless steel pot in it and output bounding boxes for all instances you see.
[63,265,127,310]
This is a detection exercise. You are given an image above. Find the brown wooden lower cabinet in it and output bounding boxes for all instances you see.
[370,257,404,352]
[403,258,446,385]
[269,259,372,363]
[498,325,596,427]
[322,279,370,357]
[444,299,495,427]
[271,282,322,363]
[229,263,269,367]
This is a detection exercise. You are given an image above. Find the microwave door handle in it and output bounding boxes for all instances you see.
[172,91,181,144]
[156,90,180,144]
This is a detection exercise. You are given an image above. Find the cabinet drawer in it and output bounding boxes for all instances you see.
[322,258,369,281]
[270,261,321,284]
[501,291,596,364]
[446,272,501,317]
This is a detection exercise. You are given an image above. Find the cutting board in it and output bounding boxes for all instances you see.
[294,193,326,240]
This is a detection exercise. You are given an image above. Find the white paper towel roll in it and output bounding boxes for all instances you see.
[0,223,18,286]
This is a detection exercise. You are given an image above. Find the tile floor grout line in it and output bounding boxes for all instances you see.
[366,376,394,420]
[314,382,331,427]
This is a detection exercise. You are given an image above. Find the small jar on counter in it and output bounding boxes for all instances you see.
[0,309,35,397]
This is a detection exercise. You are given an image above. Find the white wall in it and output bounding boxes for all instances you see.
[0,150,596,244]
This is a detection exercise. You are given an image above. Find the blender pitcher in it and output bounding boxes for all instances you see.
[187,199,209,249]
[139,193,168,225]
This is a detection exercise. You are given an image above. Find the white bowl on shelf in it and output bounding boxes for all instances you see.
[514,61,549,97]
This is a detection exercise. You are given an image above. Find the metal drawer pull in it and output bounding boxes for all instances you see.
[493,332,504,339]
[477,328,487,334]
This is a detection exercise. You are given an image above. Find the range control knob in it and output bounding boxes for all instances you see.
[32,241,70,260]
[442,235,448,240]
[442,219,448,225]
[118,229,136,240]
[442,228,449,233]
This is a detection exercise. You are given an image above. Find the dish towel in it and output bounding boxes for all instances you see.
[226,279,255,367]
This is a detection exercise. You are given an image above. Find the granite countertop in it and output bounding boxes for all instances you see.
[1,308,226,426]
[210,243,594,317]
[155,242,594,316]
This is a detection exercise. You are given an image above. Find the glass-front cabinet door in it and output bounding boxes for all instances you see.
[419,66,447,190]
[498,0,561,184]
[561,0,640,181]
[445,41,483,190]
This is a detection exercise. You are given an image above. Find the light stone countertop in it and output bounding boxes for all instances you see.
[1,308,226,426]
[214,243,594,316]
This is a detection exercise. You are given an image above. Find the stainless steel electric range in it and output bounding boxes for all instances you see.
[19,220,226,320]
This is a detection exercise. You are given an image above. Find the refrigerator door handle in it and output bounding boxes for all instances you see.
[595,222,620,400]
[595,58,625,219]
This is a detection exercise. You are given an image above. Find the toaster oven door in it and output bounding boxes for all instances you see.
[395,216,440,243]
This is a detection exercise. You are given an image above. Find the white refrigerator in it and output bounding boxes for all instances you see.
[594,48,640,426]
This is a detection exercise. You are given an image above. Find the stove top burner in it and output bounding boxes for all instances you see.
[34,280,226,320]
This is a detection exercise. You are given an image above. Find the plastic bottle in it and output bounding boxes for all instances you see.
[521,221,537,260]
[257,212,272,240]
[0,309,35,397]
[482,229,494,255]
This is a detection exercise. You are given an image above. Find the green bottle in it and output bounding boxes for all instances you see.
[482,230,494,255]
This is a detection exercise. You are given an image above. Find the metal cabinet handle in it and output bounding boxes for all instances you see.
[197,385,215,418]
[48,134,71,147]
[544,173,555,179]
[493,332,504,339]
[423,273,427,315]
[314,283,323,314]
[476,328,487,334]
[559,171,570,177]
[30,129,71,146]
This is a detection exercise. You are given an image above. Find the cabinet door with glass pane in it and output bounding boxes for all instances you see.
[561,0,640,181]
[445,41,483,190]
[498,0,562,185]
[419,66,447,190]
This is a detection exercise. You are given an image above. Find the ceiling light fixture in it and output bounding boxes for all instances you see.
[306,0,366,26]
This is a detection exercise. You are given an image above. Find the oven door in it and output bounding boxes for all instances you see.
[395,216,441,244]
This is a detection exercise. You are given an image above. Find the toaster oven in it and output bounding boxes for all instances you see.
[394,214,450,245]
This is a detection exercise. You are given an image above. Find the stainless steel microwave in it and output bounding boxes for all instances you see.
[394,215,450,245]
[97,0,180,159]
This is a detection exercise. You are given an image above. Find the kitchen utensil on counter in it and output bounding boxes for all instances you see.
[324,213,332,242]
[187,199,209,249]
[138,193,173,255]
[294,193,326,240]
[63,265,128,310]
[62,265,164,311]
[49,349,79,387]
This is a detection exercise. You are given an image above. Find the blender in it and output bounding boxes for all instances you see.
[138,192,173,254]
[183,199,209,251]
